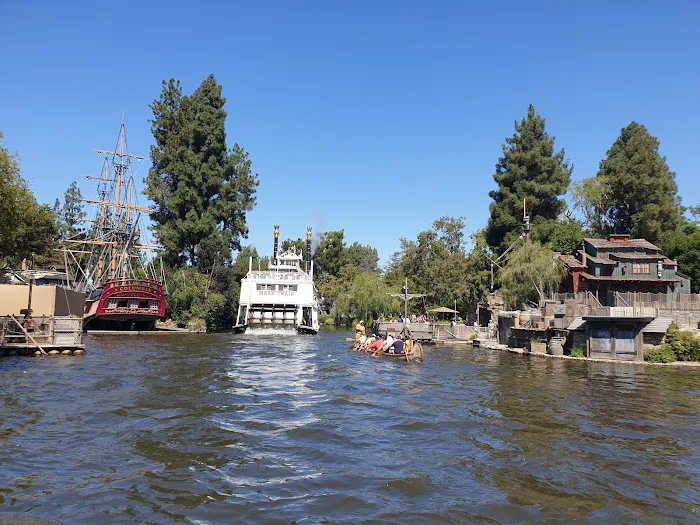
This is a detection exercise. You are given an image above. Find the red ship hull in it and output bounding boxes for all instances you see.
[84,278,167,330]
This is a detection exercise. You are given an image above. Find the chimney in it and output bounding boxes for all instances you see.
[306,226,313,273]
[608,233,630,243]
[273,225,280,260]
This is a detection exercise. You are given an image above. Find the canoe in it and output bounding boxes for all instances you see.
[347,339,424,362]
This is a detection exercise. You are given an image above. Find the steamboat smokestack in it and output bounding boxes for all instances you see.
[273,225,280,260]
[306,226,312,274]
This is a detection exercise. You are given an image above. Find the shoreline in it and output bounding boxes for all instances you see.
[474,340,700,368]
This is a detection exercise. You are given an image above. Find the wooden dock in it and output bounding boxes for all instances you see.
[0,315,84,356]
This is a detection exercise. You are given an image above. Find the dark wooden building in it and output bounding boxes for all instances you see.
[559,234,691,305]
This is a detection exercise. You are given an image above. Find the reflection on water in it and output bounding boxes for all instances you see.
[0,331,698,524]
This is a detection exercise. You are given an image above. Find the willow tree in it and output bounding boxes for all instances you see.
[499,240,565,309]
[332,271,398,324]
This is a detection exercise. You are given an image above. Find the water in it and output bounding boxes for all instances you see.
[0,330,699,524]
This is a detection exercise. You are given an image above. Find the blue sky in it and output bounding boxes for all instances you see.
[2,1,699,265]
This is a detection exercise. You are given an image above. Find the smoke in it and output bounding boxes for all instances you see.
[309,212,326,254]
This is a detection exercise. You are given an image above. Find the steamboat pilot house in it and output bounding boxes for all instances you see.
[234,226,320,334]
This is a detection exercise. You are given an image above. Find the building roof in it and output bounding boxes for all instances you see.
[609,253,664,261]
[559,254,586,269]
[579,273,681,283]
[587,255,616,265]
[584,237,661,251]
[583,315,656,321]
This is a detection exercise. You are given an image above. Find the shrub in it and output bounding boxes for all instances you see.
[644,345,677,363]
[570,347,585,358]
[168,268,232,331]
[664,323,700,361]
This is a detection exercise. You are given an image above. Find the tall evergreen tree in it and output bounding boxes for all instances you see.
[146,75,258,269]
[485,105,572,254]
[58,181,86,239]
[592,122,681,243]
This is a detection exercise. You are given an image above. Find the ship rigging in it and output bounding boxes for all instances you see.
[61,121,167,330]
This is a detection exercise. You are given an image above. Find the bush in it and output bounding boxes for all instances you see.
[168,268,232,331]
[644,345,677,363]
[570,347,585,358]
[664,323,700,361]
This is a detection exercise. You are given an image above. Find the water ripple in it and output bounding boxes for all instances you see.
[0,331,698,523]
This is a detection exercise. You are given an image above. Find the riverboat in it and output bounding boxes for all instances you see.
[233,226,320,334]
[62,121,167,331]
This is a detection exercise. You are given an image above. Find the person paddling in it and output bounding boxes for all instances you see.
[355,320,366,341]
[391,336,405,355]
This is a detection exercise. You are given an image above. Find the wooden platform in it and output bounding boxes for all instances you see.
[0,315,84,356]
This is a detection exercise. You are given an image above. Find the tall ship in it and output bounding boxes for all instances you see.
[62,121,167,331]
[234,226,320,334]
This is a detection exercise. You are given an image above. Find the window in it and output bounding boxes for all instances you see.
[150,300,159,310]
[107,298,117,309]
[632,263,650,274]
[129,299,139,309]
[117,299,128,308]
[139,300,149,309]
[256,284,275,291]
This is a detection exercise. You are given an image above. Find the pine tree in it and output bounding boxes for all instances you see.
[146,75,258,269]
[59,181,85,239]
[595,122,681,243]
[485,105,572,254]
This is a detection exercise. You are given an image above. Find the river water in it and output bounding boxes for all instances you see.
[0,330,698,524]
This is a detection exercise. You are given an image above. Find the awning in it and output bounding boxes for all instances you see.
[429,306,459,314]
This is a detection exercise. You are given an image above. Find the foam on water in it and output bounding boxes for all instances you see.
[244,327,298,336]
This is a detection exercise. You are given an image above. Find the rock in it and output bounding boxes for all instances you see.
[48,350,60,355]
[34,351,42,357]
[187,318,206,333]
[61,349,73,355]
[73,349,85,356]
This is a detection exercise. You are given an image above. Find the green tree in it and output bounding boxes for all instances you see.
[0,131,22,259]
[332,271,398,324]
[146,76,258,269]
[166,267,229,331]
[345,242,379,273]
[0,132,58,265]
[485,105,572,254]
[662,222,700,293]
[583,122,681,243]
[499,240,566,309]
[57,181,86,239]
[313,230,347,281]
[571,176,609,237]
[548,216,585,253]
[281,238,306,256]
[388,217,489,317]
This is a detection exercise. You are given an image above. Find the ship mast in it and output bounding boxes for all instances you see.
[63,120,159,291]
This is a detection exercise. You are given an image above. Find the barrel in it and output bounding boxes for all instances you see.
[548,337,565,356]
